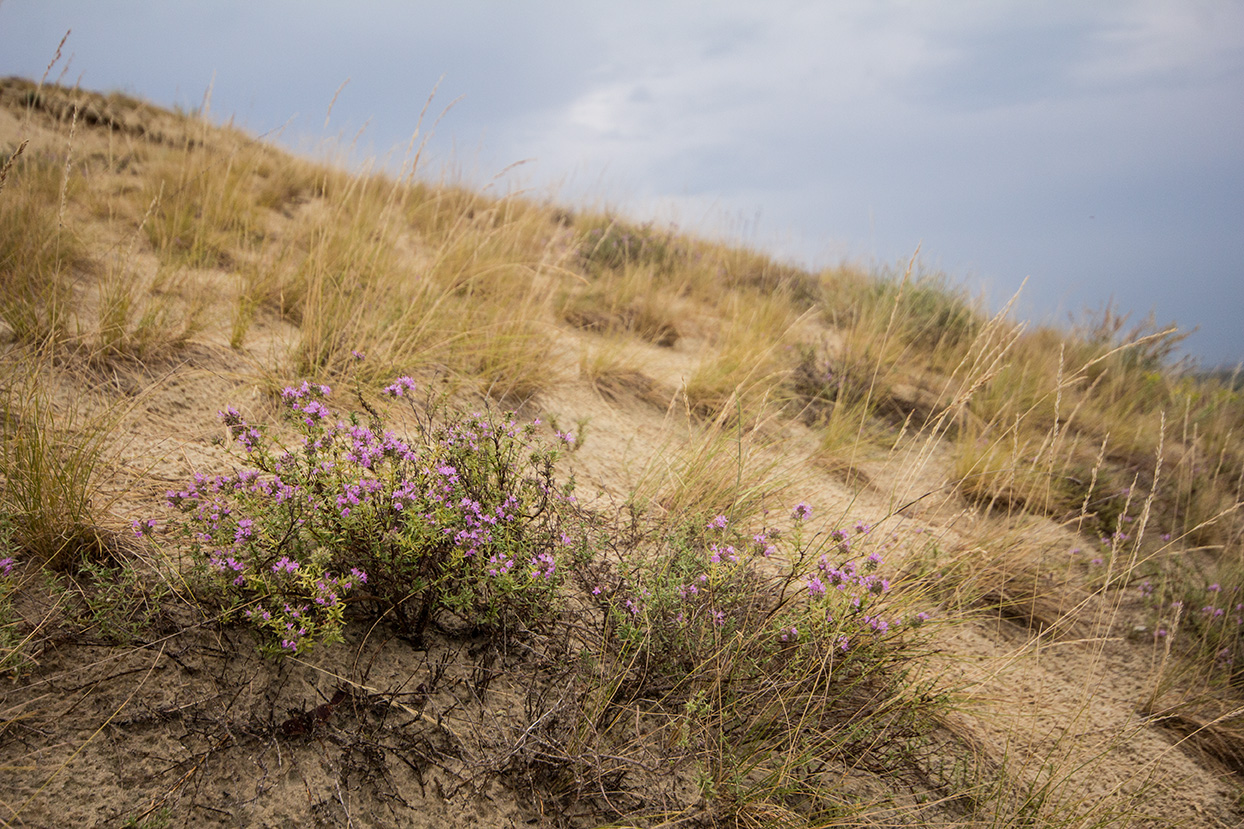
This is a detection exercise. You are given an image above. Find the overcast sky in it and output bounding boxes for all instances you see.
[2,2,1241,365]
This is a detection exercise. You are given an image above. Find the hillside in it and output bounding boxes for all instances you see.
[1,77,1242,828]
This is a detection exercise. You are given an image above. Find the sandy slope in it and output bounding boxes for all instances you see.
[1,80,1241,827]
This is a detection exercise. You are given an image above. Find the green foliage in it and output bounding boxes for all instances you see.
[577,218,684,275]
[870,271,982,355]
[73,556,170,644]
[1144,562,1244,692]
[582,510,941,819]
[155,378,583,654]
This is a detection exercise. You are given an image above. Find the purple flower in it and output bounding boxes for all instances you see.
[383,376,417,397]
[530,551,557,579]
[707,514,729,530]
[281,380,331,401]
[300,400,330,422]
[791,501,812,522]
[0,557,14,577]
[806,575,826,597]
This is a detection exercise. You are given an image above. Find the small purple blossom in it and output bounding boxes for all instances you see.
[529,551,557,579]
[382,376,417,397]
[791,501,812,522]
[707,514,729,530]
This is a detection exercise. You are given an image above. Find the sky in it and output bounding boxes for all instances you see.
[1,1,1241,366]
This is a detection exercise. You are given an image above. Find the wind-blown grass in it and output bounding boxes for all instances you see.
[1,76,1241,827]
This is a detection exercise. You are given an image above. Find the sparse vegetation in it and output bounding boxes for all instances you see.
[0,75,1241,827]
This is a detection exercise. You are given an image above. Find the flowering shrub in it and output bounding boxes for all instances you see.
[155,379,582,654]
[1146,574,1244,687]
[578,506,937,812]
[595,509,926,683]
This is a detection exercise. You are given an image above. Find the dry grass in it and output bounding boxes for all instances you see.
[0,76,1241,828]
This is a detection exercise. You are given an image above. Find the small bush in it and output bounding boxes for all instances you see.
[1145,564,1244,691]
[578,508,941,820]
[577,219,684,275]
[153,378,583,654]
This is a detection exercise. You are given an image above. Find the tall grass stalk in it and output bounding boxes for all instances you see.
[0,356,125,569]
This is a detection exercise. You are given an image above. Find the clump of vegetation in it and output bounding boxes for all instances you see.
[576,216,685,275]
[1,75,1242,827]
[153,378,583,653]
[550,508,946,823]
[0,356,124,570]
[0,145,85,345]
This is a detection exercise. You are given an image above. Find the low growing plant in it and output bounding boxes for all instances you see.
[597,509,928,688]
[150,378,583,654]
[578,507,943,820]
